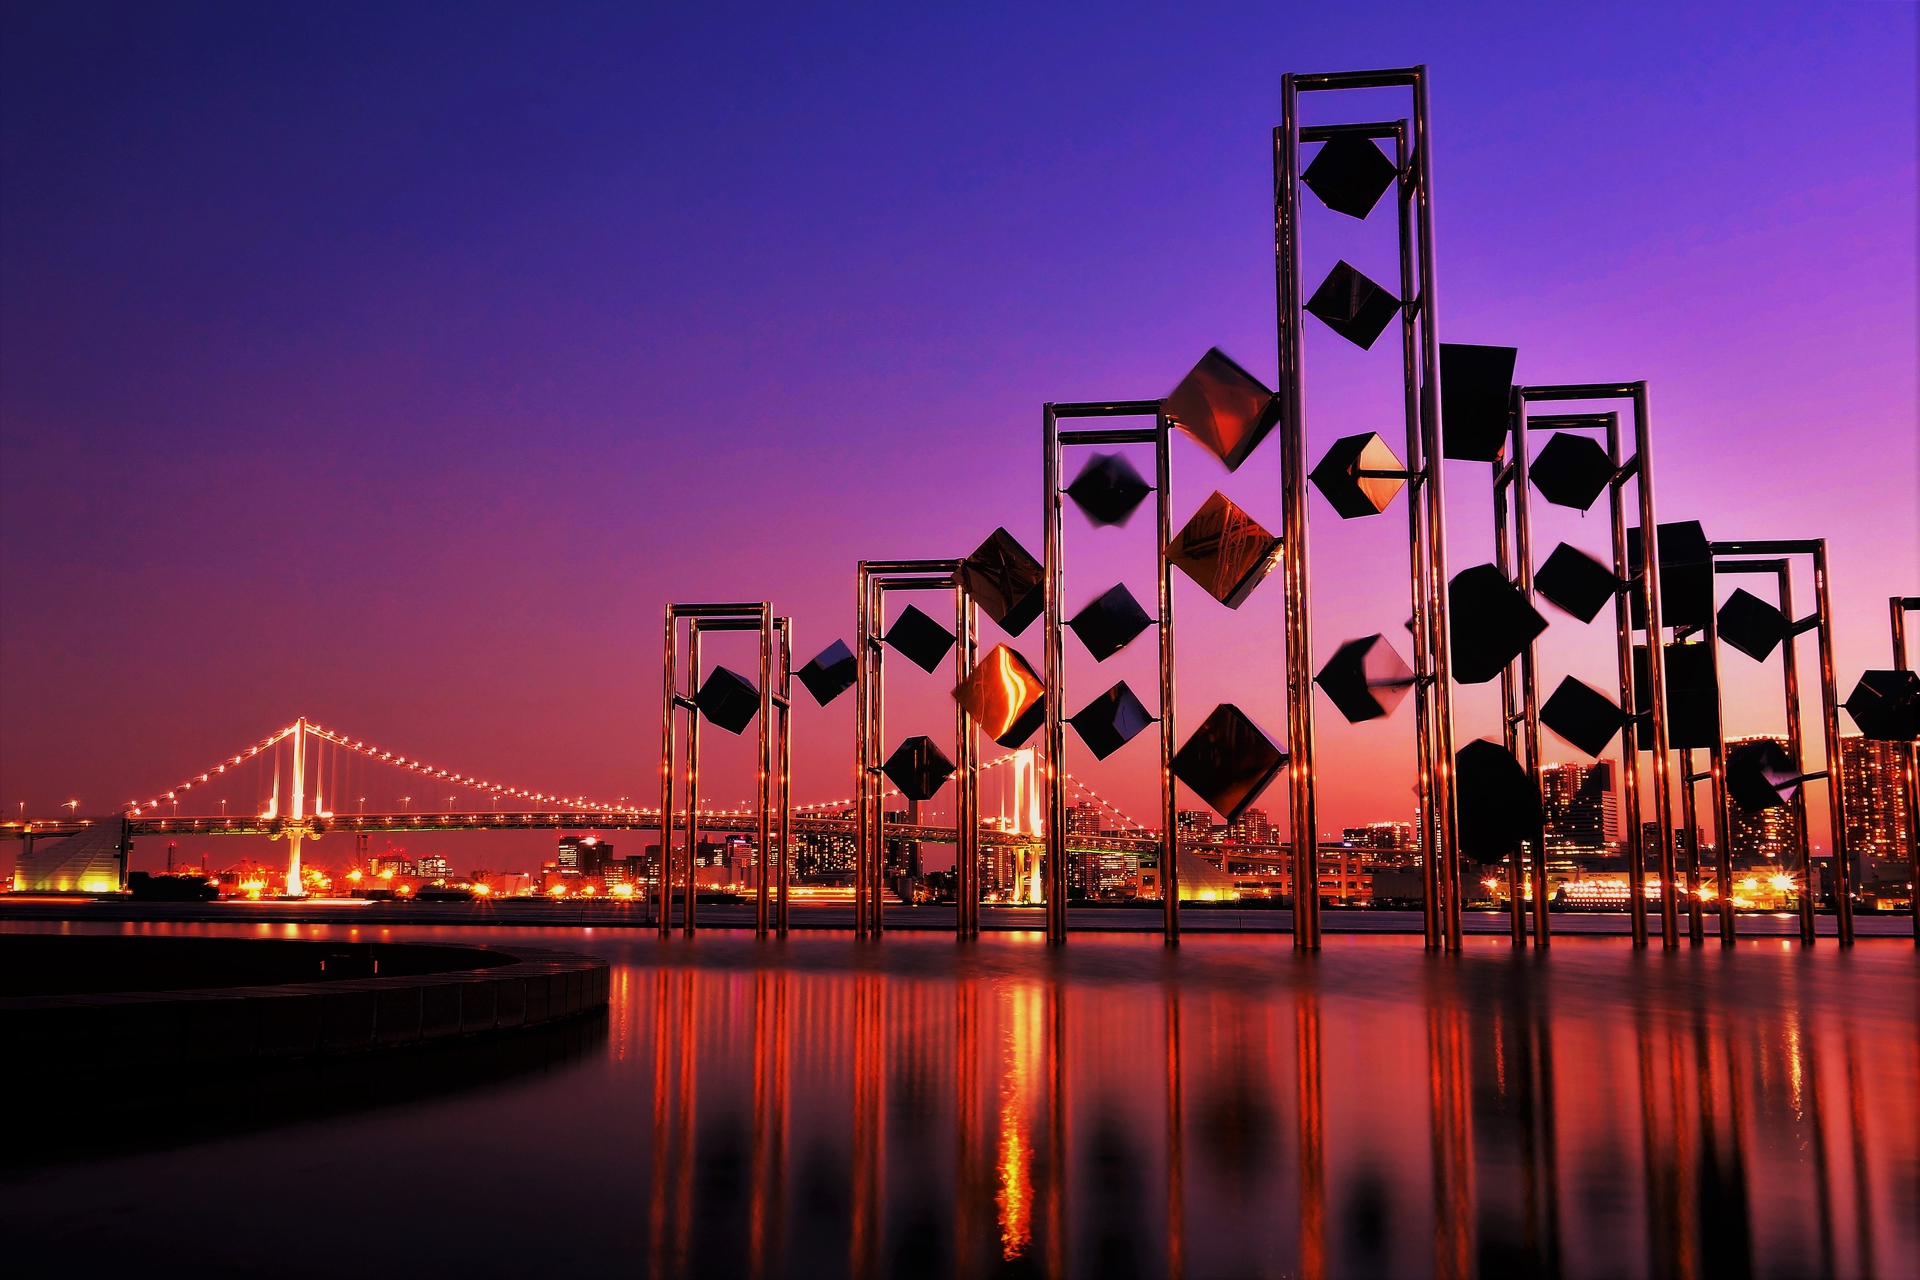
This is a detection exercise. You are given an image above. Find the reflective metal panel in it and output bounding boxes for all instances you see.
[1716,588,1788,662]
[694,665,760,735]
[885,604,958,673]
[1065,452,1152,527]
[1313,634,1415,724]
[1300,132,1397,219]
[1534,543,1619,624]
[1540,675,1627,757]
[1725,739,1800,812]
[951,643,1045,750]
[796,639,856,706]
[1629,520,1712,630]
[1303,261,1403,351]
[1438,344,1517,462]
[1163,348,1282,472]
[1634,643,1720,750]
[1166,491,1283,609]
[1067,583,1153,662]
[1455,738,1541,858]
[961,528,1045,637]
[1171,703,1287,822]
[1068,681,1155,760]
[882,735,956,802]
[1529,432,1615,511]
[1845,668,1920,741]
[1308,432,1405,518]
[1448,563,1548,684]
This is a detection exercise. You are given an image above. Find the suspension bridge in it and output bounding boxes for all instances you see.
[4,717,1198,895]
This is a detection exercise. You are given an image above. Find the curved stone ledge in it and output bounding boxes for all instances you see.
[1,945,609,1073]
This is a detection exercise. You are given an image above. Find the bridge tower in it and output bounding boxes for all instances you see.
[1007,747,1044,905]
[265,717,325,897]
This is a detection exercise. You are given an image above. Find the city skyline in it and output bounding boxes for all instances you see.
[2,5,1914,850]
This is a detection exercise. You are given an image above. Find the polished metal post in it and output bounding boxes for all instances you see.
[1811,541,1853,945]
[778,617,793,936]
[1409,67,1462,951]
[1776,570,1814,946]
[1631,385,1679,949]
[1493,459,1527,947]
[1156,408,1180,943]
[869,574,886,939]
[1703,560,1736,945]
[1601,413,1649,948]
[1680,748,1705,943]
[1392,122,1440,952]
[855,565,873,939]
[1043,404,1068,944]
[955,586,977,939]
[659,606,678,936]
[1275,75,1320,951]
[1894,596,1920,948]
[683,626,702,936]
[758,603,773,936]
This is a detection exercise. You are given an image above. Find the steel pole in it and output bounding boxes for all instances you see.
[684,628,702,936]
[1512,402,1549,945]
[1894,596,1920,948]
[1276,77,1320,951]
[1604,414,1648,947]
[659,608,677,936]
[1812,542,1853,945]
[1043,405,1068,944]
[1157,409,1180,943]
[1631,385,1679,948]
[1704,563,1736,946]
[1778,571,1814,946]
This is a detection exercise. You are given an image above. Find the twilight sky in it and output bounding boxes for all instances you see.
[2,2,1914,870]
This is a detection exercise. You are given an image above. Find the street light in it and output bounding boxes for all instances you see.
[403,796,412,813]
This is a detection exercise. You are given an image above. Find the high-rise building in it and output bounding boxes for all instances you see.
[1541,762,1616,851]
[557,835,615,875]
[1342,822,1414,852]
[1840,735,1913,864]
[1066,804,1103,837]
[1176,810,1214,846]
[1228,808,1273,844]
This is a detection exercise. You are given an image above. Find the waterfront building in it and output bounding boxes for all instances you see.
[1540,762,1616,851]
[1227,808,1273,844]
[1840,734,1913,864]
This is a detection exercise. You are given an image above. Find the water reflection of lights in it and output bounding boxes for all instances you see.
[596,939,1912,1278]
[995,984,1043,1261]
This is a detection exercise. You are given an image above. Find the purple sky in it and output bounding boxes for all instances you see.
[2,2,1914,870]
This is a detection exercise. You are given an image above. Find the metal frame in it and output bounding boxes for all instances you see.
[1512,388,1677,950]
[1277,72,1454,951]
[658,603,792,937]
[854,560,979,939]
[1891,595,1920,947]
[1497,401,1681,951]
[1042,400,1178,944]
[1699,541,1854,946]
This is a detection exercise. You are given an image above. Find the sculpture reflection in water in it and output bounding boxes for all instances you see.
[631,947,1910,1278]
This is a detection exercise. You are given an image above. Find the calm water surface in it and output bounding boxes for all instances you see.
[4,924,1915,1279]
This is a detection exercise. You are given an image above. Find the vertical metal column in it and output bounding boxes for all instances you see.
[1680,748,1705,943]
[658,606,677,936]
[1631,386,1680,949]
[1494,462,1528,947]
[1043,405,1068,945]
[1157,407,1180,944]
[1811,541,1853,946]
[1603,414,1649,948]
[683,627,702,937]
[1702,566,1736,945]
[855,565,874,939]
[1275,75,1319,951]
[1393,124,1441,952]
[778,617,793,936]
[1775,570,1814,947]
[955,587,979,938]
[1893,596,1920,948]
[758,602,774,936]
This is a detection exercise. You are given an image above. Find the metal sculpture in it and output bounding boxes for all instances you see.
[659,603,792,937]
[1279,70,1455,952]
[856,559,981,938]
[1044,400,1178,942]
